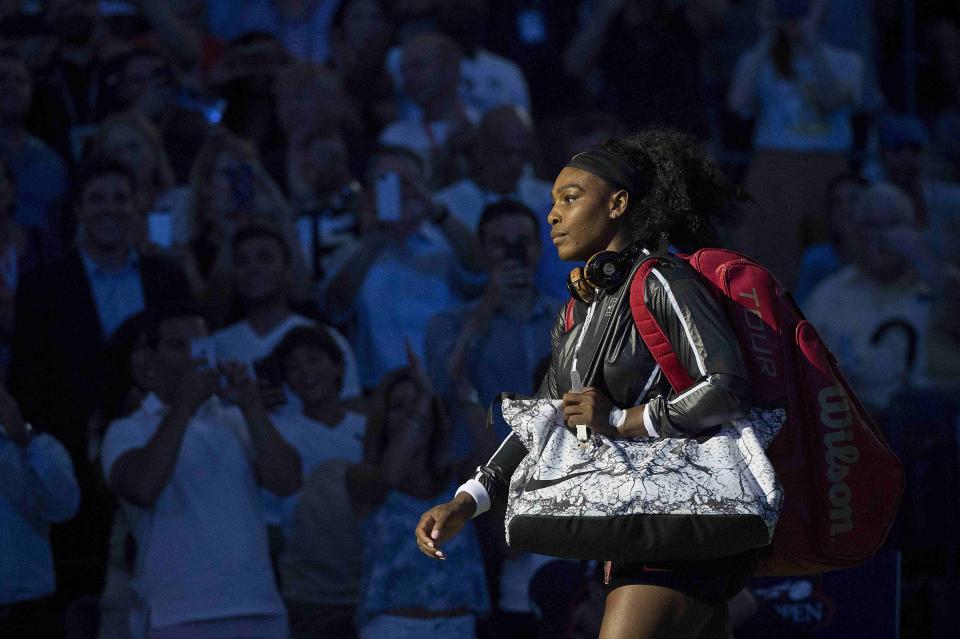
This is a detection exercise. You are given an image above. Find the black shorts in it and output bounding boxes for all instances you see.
[604,549,761,604]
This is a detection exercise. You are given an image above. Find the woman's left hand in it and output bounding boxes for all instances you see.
[562,387,620,438]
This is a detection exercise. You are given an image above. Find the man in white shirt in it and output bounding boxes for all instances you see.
[378,32,478,183]
[433,105,566,297]
[212,225,361,403]
[805,183,943,412]
[267,325,367,638]
[101,305,301,638]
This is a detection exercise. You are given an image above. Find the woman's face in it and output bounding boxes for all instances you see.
[103,124,155,186]
[385,378,420,437]
[285,345,342,407]
[547,167,624,261]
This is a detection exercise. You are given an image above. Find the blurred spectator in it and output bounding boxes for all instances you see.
[266,326,367,639]
[329,0,396,130]
[563,0,728,139]
[207,0,343,63]
[379,32,478,185]
[425,200,559,637]
[286,127,365,288]
[484,0,586,118]
[124,0,206,73]
[425,200,556,447]
[0,50,69,235]
[434,0,531,115]
[88,111,189,247]
[433,105,568,298]
[211,32,291,158]
[876,113,960,261]
[97,49,176,121]
[100,305,300,638]
[211,224,361,407]
[434,106,548,231]
[180,127,307,327]
[9,159,192,621]
[24,0,103,164]
[0,155,61,385]
[93,311,156,639]
[322,145,479,389]
[0,385,80,639]
[805,183,943,413]
[356,363,490,638]
[727,0,862,287]
[270,60,365,185]
[793,172,867,306]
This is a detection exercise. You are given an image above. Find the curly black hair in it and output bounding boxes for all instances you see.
[599,128,746,251]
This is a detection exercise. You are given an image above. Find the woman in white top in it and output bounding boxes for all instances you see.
[726,0,862,287]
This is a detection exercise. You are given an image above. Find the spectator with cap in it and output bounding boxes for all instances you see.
[805,183,951,413]
[379,32,478,186]
[9,159,192,620]
[0,50,69,235]
[0,384,80,639]
[266,325,368,639]
[876,112,960,262]
[322,144,479,390]
[100,304,300,639]
[727,0,863,287]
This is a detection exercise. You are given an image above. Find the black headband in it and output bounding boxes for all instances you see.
[564,147,645,195]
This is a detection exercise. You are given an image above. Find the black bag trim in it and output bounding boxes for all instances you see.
[508,512,771,562]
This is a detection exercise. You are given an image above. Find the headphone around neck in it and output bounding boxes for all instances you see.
[566,244,645,304]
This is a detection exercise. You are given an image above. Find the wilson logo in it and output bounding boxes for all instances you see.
[738,287,777,377]
[819,386,858,536]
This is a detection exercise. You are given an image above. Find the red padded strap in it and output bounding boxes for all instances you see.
[629,259,695,393]
[563,299,576,332]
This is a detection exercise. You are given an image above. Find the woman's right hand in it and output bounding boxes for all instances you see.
[415,492,476,560]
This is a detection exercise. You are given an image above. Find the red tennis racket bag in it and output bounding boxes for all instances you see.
[630,248,904,575]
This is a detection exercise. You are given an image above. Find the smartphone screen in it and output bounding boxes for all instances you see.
[375,172,402,221]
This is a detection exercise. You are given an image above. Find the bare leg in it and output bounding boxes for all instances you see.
[599,583,731,639]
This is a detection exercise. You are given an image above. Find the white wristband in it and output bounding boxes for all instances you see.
[455,479,491,517]
[609,408,627,430]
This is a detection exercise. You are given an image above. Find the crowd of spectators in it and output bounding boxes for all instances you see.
[0,1,957,638]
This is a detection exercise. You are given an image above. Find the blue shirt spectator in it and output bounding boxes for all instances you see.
[79,249,145,339]
[0,52,68,233]
[0,391,80,606]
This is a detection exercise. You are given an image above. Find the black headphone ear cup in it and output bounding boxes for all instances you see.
[585,251,624,289]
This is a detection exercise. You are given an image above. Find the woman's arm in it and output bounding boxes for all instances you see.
[640,261,753,438]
